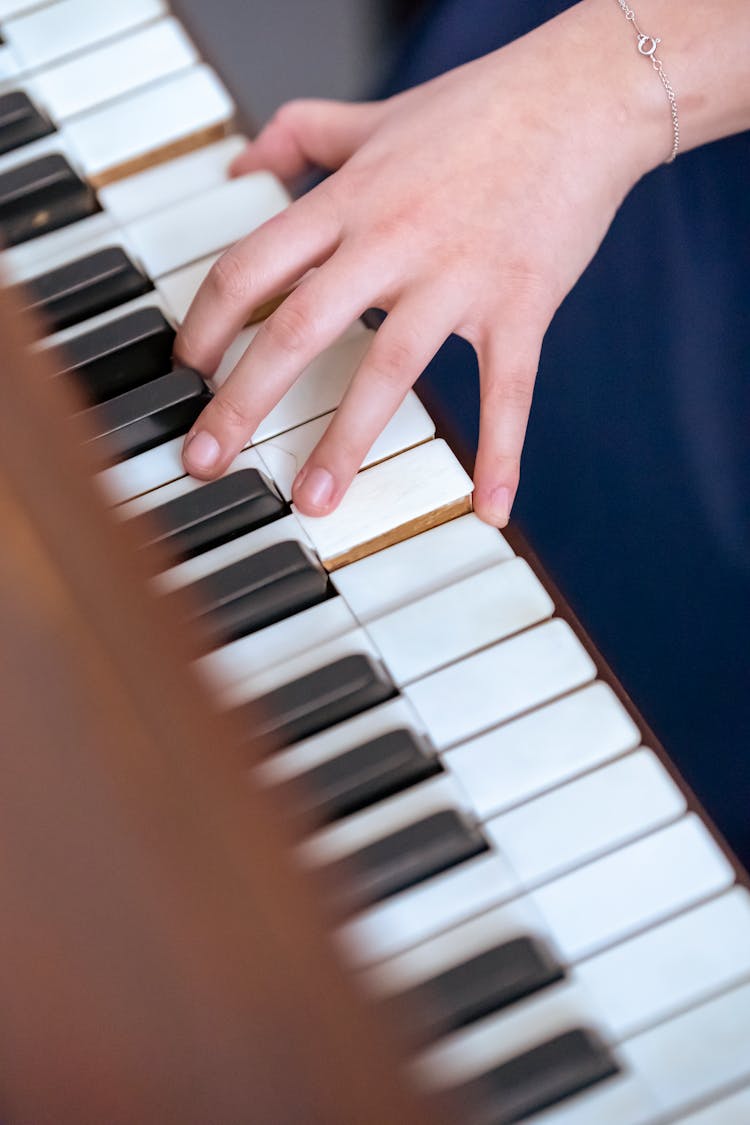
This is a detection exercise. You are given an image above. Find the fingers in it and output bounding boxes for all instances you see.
[471,322,546,527]
[174,186,342,376]
[182,246,383,481]
[230,98,389,182]
[292,293,448,516]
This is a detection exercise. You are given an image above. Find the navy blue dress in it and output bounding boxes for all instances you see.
[378,1,750,862]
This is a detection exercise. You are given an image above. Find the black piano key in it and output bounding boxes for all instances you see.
[0,153,97,246]
[247,653,396,749]
[455,1028,619,1125]
[23,245,152,332]
[182,540,329,647]
[133,468,286,562]
[0,90,55,156]
[288,728,442,825]
[56,306,176,403]
[83,367,210,463]
[327,810,488,915]
[386,936,565,1047]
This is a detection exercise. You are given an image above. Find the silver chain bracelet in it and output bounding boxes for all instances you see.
[613,0,680,163]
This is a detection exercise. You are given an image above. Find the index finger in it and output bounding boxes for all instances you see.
[174,186,343,376]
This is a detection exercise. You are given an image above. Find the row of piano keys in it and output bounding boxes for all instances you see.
[1,2,750,1122]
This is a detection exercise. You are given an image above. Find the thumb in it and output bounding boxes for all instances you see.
[230,97,389,183]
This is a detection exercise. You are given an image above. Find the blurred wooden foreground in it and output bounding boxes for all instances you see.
[0,285,441,1125]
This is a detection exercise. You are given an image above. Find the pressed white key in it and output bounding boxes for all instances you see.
[26,17,197,121]
[332,512,513,624]
[444,682,640,821]
[40,290,170,353]
[338,850,520,967]
[100,137,247,226]
[676,1085,750,1124]
[406,619,596,750]
[0,127,68,177]
[124,170,286,278]
[260,393,435,501]
[118,447,267,519]
[366,896,552,996]
[368,558,553,686]
[64,64,233,183]
[293,439,473,570]
[532,814,735,962]
[198,597,358,695]
[259,696,425,786]
[98,434,196,507]
[2,210,118,282]
[225,627,383,708]
[153,513,310,595]
[155,251,220,321]
[220,321,374,444]
[414,977,600,1088]
[577,888,750,1041]
[484,749,685,885]
[621,981,750,1117]
[4,0,166,70]
[301,774,470,867]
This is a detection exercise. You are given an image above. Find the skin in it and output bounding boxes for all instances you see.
[175,0,750,527]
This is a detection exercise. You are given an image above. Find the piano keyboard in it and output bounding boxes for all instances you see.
[3,3,749,1122]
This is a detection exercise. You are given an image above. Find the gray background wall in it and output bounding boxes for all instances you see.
[172,0,387,130]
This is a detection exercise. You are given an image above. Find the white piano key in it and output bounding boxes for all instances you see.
[414,977,599,1088]
[123,169,287,279]
[443,682,640,821]
[369,558,553,686]
[25,17,198,122]
[97,434,194,507]
[197,596,358,696]
[0,42,21,79]
[332,512,514,624]
[64,64,233,183]
[117,447,267,519]
[4,0,166,70]
[365,896,552,997]
[259,393,435,501]
[100,135,248,227]
[39,290,170,353]
[301,774,469,867]
[3,209,119,282]
[338,850,520,967]
[0,127,67,177]
[293,439,473,570]
[224,626,383,708]
[155,251,220,322]
[153,513,310,595]
[220,320,374,444]
[0,0,54,21]
[675,1086,750,1124]
[532,815,735,962]
[259,696,427,786]
[484,749,685,886]
[406,619,597,751]
[577,888,750,1041]
[621,981,750,1117]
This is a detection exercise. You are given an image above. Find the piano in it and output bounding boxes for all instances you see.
[1,3,749,1122]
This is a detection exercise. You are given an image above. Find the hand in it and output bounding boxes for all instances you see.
[176,0,663,525]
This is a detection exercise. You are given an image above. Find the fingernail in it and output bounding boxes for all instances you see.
[490,485,512,526]
[300,467,334,511]
[184,430,220,473]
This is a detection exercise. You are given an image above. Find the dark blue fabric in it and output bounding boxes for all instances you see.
[378,2,750,862]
